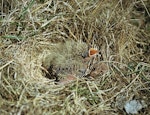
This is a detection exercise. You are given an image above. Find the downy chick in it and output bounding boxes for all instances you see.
[42,40,88,80]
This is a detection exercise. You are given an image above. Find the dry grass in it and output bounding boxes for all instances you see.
[0,0,150,114]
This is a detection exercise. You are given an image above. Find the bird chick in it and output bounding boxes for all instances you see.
[42,40,88,80]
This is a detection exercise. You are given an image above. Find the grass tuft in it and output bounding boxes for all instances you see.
[0,0,150,114]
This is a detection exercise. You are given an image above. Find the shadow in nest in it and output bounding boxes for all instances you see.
[44,64,59,82]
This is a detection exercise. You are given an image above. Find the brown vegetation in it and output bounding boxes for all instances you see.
[0,0,150,114]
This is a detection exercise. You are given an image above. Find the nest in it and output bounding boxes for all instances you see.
[0,0,150,114]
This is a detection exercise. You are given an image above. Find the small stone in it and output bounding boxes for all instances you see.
[124,100,146,114]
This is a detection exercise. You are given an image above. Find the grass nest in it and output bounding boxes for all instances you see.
[0,0,150,114]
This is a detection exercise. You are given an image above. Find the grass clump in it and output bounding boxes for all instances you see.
[0,0,150,114]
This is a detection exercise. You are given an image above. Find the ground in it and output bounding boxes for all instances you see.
[0,0,150,115]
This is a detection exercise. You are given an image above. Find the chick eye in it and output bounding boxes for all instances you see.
[81,51,89,58]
